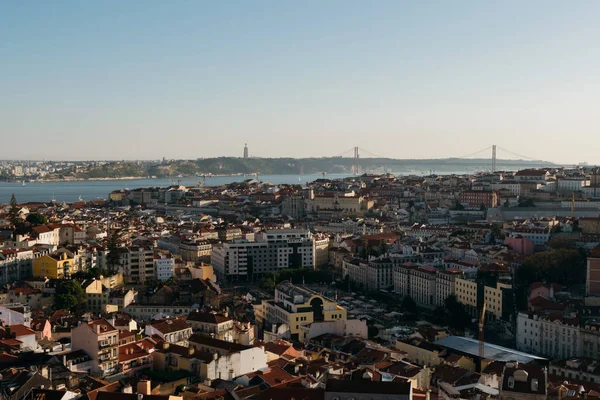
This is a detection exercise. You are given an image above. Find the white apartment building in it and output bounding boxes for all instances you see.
[393,262,419,298]
[119,246,155,283]
[557,177,588,193]
[517,312,581,360]
[410,266,438,307]
[0,304,31,327]
[71,319,119,376]
[0,249,33,286]
[212,229,315,281]
[507,228,551,246]
[186,311,235,342]
[343,257,394,291]
[145,319,193,346]
[154,253,175,281]
[490,181,521,196]
[188,334,268,382]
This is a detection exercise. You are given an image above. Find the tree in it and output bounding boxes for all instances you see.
[518,197,535,207]
[401,296,418,314]
[444,294,472,330]
[54,280,85,311]
[453,200,465,211]
[480,204,486,211]
[516,249,586,287]
[8,193,19,223]
[26,213,48,225]
[106,231,122,273]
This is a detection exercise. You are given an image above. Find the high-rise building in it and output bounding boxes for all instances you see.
[243,143,249,159]
[211,229,316,281]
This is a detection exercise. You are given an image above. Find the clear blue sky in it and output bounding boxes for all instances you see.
[2,1,599,163]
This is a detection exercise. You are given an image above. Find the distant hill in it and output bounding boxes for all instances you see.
[76,157,556,178]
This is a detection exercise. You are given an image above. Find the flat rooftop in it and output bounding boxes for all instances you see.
[435,336,547,364]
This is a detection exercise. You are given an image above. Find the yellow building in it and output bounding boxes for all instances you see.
[455,278,512,321]
[395,337,445,367]
[455,278,478,310]
[33,253,74,279]
[255,281,347,341]
[484,281,512,321]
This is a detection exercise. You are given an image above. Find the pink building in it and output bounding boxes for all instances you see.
[504,235,534,256]
[529,282,562,302]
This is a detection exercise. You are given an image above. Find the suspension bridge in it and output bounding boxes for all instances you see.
[334,145,567,175]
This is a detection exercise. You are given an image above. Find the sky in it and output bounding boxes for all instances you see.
[1,1,599,163]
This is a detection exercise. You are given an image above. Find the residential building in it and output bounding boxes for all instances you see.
[0,249,33,286]
[306,192,374,215]
[393,262,419,298]
[118,338,155,376]
[120,246,154,283]
[0,304,31,327]
[32,252,74,279]
[145,319,192,346]
[281,195,306,219]
[499,363,547,400]
[396,337,446,367]
[435,269,463,306]
[587,247,600,296]
[517,312,581,359]
[343,257,394,291]
[514,169,550,183]
[255,281,347,341]
[179,240,211,263]
[507,227,551,246]
[314,234,330,267]
[82,279,109,313]
[124,304,192,321]
[456,277,479,315]
[154,253,175,281]
[185,311,234,342]
[411,266,438,307]
[325,380,412,400]
[212,229,316,281]
[187,334,268,381]
[71,319,119,376]
[459,191,499,208]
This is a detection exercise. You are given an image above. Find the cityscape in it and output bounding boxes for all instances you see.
[3,1,600,400]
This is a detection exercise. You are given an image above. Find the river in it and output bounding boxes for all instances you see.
[0,168,487,204]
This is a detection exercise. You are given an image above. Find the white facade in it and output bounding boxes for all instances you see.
[212,229,316,280]
[0,304,31,327]
[490,182,521,196]
[517,312,581,359]
[343,258,394,291]
[0,249,33,286]
[557,177,588,192]
[299,319,368,342]
[508,229,551,246]
[154,255,175,281]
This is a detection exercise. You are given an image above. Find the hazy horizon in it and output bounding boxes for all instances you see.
[2,1,599,163]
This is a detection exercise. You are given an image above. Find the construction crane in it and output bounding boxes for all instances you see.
[479,300,487,360]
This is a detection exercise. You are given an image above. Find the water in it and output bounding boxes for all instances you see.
[0,167,495,204]
[1,173,353,204]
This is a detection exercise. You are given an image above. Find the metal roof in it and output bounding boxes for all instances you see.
[435,336,546,363]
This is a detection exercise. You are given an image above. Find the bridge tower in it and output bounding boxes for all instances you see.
[353,146,360,175]
[492,145,497,173]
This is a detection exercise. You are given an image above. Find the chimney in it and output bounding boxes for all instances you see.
[96,324,101,334]
[550,284,555,299]
[137,380,151,395]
